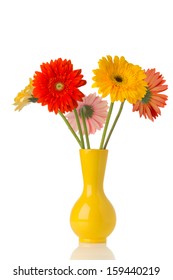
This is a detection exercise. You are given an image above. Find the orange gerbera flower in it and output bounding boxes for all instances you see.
[33,58,86,114]
[133,68,168,121]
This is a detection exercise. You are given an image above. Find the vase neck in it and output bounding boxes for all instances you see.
[80,149,108,193]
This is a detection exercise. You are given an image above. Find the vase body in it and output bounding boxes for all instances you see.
[70,149,116,243]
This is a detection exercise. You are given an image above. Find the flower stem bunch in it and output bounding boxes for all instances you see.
[14,56,168,149]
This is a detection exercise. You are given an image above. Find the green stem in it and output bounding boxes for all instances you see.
[58,111,82,147]
[103,101,125,149]
[74,108,85,149]
[99,102,114,149]
[81,108,90,149]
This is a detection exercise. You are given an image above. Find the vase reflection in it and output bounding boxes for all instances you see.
[70,243,115,260]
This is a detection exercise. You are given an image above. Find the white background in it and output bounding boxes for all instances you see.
[0,0,173,279]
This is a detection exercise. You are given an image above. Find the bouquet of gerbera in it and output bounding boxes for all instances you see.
[14,56,168,149]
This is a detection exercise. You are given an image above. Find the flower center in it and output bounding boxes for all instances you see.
[114,75,123,83]
[80,105,94,119]
[28,96,38,103]
[141,88,151,104]
[55,82,64,91]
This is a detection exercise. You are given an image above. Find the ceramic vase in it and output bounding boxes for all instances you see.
[70,149,116,243]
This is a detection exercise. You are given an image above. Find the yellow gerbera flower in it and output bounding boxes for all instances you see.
[92,56,147,104]
[14,78,37,111]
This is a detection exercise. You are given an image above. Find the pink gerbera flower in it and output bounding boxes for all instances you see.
[66,93,108,134]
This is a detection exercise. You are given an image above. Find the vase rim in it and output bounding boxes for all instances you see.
[80,149,108,151]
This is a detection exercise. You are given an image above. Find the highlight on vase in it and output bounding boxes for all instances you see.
[14,55,168,149]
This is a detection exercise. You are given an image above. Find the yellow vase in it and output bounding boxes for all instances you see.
[70,149,116,243]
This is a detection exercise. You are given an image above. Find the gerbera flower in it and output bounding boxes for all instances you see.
[92,55,147,104]
[66,93,108,134]
[14,78,38,111]
[133,68,168,121]
[32,58,86,114]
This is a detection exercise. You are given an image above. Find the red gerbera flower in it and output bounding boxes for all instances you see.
[133,68,168,121]
[33,58,86,114]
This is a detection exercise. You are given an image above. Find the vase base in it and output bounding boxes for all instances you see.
[79,238,106,243]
